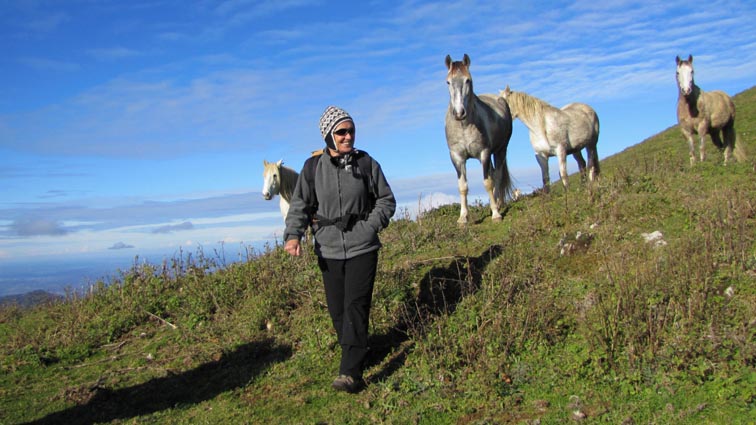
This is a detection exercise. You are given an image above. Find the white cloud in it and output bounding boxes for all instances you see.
[152,221,194,234]
[108,242,134,250]
[4,0,756,164]
[10,217,68,237]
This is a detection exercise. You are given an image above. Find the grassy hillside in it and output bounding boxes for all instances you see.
[2,87,756,424]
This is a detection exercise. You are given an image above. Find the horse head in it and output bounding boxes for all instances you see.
[261,159,283,200]
[446,53,473,121]
[676,55,695,97]
[497,85,517,118]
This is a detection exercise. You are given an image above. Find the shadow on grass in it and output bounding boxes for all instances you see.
[366,244,503,383]
[24,339,292,425]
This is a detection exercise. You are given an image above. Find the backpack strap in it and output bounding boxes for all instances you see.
[301,152,323,217]
[355,150,377,207]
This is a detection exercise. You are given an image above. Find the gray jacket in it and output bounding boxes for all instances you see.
[284,150,396,260]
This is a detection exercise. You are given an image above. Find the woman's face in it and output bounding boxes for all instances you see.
[332,120,355,155]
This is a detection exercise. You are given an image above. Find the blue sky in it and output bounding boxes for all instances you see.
[2,0,756,295]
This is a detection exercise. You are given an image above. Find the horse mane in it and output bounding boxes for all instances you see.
[278,164,299,202]
[506,90,559,123]
[678,84,702,117]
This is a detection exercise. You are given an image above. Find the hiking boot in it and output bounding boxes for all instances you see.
[331,374,364,393]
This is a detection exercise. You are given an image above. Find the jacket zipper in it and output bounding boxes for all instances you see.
[337,164,347,257]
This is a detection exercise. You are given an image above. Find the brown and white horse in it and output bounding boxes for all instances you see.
[445,54,513,224]
[676,55,741,165]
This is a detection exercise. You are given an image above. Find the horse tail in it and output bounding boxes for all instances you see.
[733,133,747,163]
[493,106,514,206]
[590,111,601,177]
[493,150,513,206]
[591,132,601,178]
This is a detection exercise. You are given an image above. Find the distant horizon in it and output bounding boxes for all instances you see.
[0,180,516,297]
[0,163,560,297]
[0,238,276,297]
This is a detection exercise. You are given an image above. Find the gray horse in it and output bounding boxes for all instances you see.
[498,86,600,192]
[445,54,513,224]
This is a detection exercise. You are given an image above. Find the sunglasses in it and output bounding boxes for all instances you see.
[333,128,355,136]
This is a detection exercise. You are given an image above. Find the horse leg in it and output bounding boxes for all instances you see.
[490,165,503,210]
[697,121,710,163]
[587,145,600,181]
[572,151,587,181]
[557,145,569,189]
[680,127,697,166]
[698,134,708,163]
[536,154,550,193]
[481,155,502,222]
[709,128,730,165]
[709,128,724,149]
[452,157,469,225]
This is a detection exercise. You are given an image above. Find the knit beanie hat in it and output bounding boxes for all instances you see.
[319,106,354,150]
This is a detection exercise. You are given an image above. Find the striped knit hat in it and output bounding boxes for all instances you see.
[319,106,353,150]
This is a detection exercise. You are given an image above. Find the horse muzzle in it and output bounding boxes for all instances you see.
[262,192,272,200]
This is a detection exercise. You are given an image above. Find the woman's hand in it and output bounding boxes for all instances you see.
[284,239,301,256]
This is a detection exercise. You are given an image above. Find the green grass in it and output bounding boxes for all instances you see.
[2,87,756,424]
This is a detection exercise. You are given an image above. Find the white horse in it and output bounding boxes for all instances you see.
[498,86,600,192]
[445,54,513,224]
[262,160,299,220]
[676,55,741,166]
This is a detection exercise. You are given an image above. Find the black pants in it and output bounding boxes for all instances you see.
[317,250,378,379]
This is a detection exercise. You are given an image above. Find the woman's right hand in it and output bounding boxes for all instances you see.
[284,239,301,257]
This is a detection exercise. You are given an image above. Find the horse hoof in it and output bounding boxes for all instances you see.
[492,216,502,222]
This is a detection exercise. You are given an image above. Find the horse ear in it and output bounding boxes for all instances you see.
[263,160,268,166]
[688,54,693,63]
[505,85,511,94]
[276,159,283,167]
[445,55,452,69]
[676,55,681,65]
[463,53,470,67]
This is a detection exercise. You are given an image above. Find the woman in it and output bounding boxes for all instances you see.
[284,106,396,393]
